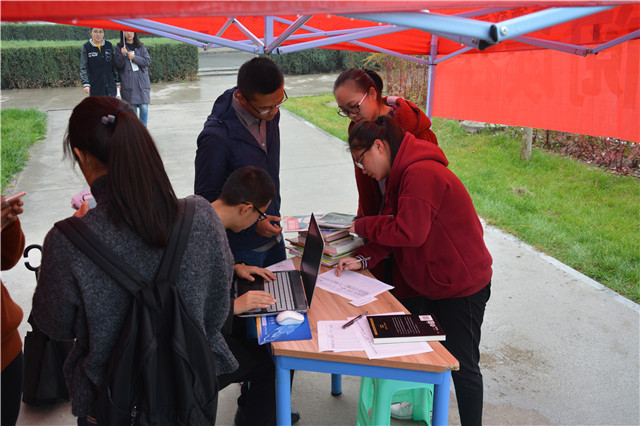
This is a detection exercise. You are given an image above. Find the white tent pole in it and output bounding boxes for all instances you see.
[426,35,439,119]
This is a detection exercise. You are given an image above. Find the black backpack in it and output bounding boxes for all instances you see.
[55,198,218,425]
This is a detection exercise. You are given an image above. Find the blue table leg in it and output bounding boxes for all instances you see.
[431,370,452,426]
[275,359,292,426]
[331,373,342,396]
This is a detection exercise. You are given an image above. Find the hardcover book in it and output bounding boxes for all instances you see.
[317,212,357,229]
[299,228,350,242]
[367,314,446,344]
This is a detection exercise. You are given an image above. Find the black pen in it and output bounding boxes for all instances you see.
[342,311,368,329]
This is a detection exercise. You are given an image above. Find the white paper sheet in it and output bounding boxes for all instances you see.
[266,258,296,272]
[317,320,363,352]
[316,270,393,302]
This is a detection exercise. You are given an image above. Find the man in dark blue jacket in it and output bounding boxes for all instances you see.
[195,57,287,268]
[80,28,119,96]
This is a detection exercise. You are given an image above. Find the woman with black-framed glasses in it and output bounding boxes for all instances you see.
[336,116,492,426]
[333,71,442,343]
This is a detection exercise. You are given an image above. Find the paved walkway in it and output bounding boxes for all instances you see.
[1,53,638,425]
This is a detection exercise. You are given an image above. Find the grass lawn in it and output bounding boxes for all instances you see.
[1,108,47,193]
[284,94,640,303]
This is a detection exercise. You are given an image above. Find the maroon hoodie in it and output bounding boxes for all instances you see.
[349,97,438,297]
[353,132,492,300]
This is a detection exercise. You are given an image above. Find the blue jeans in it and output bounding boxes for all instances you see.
[131,103,149,126]
[232,238,285,268]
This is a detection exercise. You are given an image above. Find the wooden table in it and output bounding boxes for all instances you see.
[271,261,459,425]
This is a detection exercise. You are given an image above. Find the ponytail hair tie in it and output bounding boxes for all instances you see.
[101,109,122,126]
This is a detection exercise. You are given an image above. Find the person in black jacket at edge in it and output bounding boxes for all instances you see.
[80,28,120,96]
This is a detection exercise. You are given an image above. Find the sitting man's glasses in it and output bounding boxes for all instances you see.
[243,202,268,221]
[246,90,288,116]
[353,143,373,169]
[337,92,368,117]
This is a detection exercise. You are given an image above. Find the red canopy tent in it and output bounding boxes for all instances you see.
[2,1,639,141]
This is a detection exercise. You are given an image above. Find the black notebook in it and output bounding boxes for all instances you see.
[367,314,446,344]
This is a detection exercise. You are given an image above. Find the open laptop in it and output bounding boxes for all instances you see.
[236,213,325,317]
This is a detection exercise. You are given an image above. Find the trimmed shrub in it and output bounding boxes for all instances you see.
[264,49,369,75]
[1,39,198,89]
[0,23,159,41]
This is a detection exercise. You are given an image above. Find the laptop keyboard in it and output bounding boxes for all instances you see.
[265,273,297,312]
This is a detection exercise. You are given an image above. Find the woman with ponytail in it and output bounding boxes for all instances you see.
[31,96,238,424]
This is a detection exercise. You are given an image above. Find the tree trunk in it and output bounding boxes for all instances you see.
[520,127,533,161]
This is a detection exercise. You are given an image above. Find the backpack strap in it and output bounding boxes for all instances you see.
[54,198,195,296]
[155,198,195,285]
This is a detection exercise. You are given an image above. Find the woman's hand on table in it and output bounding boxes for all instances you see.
[334,256,360,277]
[233,291,276,315]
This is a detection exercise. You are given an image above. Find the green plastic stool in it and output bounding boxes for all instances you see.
[357,377,434,425]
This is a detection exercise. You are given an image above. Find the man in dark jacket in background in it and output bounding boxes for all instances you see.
[195,57,287,269]
[80,28,119,96]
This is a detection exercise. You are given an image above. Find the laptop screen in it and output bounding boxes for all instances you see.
[299,213,325,306]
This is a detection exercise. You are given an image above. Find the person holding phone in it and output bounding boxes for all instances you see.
[195,57,287,269]
[336,117,492,426]
[31,96,237,424]
[115,31,151,126]
[1,193,26,426]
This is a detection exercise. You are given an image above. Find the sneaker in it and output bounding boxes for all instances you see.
[390,401,413,420]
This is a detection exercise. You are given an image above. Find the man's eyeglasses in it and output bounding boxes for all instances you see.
[246,90,288,116]
[353,144,373,169]
[243,202,268,221]
[337,92,368,117]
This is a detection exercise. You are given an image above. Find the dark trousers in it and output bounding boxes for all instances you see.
[1,351,24,426]
[218,337,277,426]
[399,283,491,426]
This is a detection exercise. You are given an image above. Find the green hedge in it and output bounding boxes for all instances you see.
[264,49,369,75]
[1,39,198,89]
[0,23,159,41]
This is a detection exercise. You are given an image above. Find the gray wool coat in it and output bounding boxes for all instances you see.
[114,43,151,105]
[32,181,237,417]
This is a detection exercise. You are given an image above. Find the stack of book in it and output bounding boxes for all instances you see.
[286,227,364,267]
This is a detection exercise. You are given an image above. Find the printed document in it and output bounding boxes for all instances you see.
[316,270,393,302]
[317,320,363,352]
[266,258,296,272]
[318,312,433,359]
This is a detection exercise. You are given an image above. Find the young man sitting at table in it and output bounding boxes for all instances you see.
[211,166,300,426]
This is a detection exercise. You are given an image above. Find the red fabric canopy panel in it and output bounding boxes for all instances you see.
[1,1,639,141]
[434,39,639,141]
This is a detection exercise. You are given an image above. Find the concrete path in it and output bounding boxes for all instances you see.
[1,53,638,425]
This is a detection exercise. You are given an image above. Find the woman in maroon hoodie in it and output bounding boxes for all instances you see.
[336,117,492,426]
[333,69,438,310]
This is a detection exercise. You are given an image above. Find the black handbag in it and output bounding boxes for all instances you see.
[21,244,73,406]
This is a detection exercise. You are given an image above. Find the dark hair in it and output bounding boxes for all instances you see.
[64,96,179,248]
[117,31,143,49]
[219,166,276,209]
[237,57,284,100]
[348,116,405,164]
[333,68,384,103]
